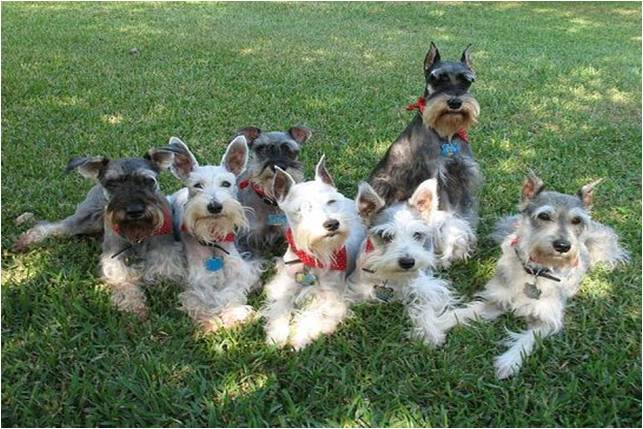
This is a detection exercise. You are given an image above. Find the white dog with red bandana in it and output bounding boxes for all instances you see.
[261,156,366,350]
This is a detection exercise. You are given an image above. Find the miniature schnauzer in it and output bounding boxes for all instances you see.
[16,149,184,318]
[347,179,458,346]
[261,156,366,350]
[368,42,481,232]
[162,135,262,332]
[234,126,311,256]
[445,174,629,378]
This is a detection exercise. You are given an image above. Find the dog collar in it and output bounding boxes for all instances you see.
[364,237,375,254]
[111,204,173,240]
[406,96,469,142]
[180,223,235,243]
[510,237,561,283]
[239,179,278,206]
[285,228,347,271]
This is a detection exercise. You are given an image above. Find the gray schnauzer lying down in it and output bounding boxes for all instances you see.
[162,135,262,333]
[234,126,311,257]
[17,148,184,318]
[444,174,629,379]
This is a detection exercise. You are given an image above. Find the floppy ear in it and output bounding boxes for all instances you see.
[408,178,439,218]
[221,135,249,176]
[272,166,296,202]
[155,136,198,179]
[521,172,545,204]
[65,156,109,180]
[356,182,385,225]
[424,41,441,72]
[236,127,262,147]
[460,44,473,69]
[314,155,335,187]
[288,126,312,145]
[578,178,603,208]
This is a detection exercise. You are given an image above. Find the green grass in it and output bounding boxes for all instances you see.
[2,2,641,427]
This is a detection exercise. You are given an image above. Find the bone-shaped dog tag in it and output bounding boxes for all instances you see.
[205,257,224,272]
[267,214,288,226]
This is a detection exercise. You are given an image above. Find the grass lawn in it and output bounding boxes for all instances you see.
[2,2,641,427]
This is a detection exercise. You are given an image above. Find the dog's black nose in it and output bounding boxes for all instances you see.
[553,239,571,253]
[125,202,145,219]
[207,201,223,214]
[323,219,340,232]
[447,98,462,109]
[398,257,415,270]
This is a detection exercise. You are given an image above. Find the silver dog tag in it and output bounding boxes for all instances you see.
[524,282,542,300]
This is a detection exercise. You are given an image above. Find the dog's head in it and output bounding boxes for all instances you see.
[271,155,354,266]
[421,42,480,138]
[160,135,250,242]
[66,149,174,243]
[516,173,600,269]
[236,126,310,197]
[356,180,438,277]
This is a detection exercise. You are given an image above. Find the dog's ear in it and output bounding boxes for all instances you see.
[65,156,110,180]
[521,172,545,204]
[272,166,295,202]
[408,178,439,219]
[314,155,335,187]
[288,126,312,145]
[152,136,199,179]
[424,41,441,72]
[578,178,603,208]
[236,127,262,147]
[460,44,473,69]
[222,135,249,176]
[356,182,385,224]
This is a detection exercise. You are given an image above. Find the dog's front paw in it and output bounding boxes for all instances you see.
[494,352,522,379]
[219,305,256,328]
[265,320,290,348]
[289,334,313,351]
[12,226,45,252]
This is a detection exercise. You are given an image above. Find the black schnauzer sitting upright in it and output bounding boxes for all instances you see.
[368,42,481,227]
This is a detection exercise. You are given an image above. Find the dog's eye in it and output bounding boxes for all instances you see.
[537,212,552,221]
[143,177,156,187]
[194,183,204,189]
[221,181,231,188]
[571,217,582,225]
[413,232,425,241]
[327,199,336,205]
[380,232,394,243]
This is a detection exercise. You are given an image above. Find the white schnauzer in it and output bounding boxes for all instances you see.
[261,156,366,350]
[163,135,262,333]
[445,173,629,378]
[347,179,458,346]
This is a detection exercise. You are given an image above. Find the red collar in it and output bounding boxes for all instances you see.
[364,237,375,254]
[406,96,469,142]
[112,204,173,239]
[179,223,235,243]
[285,228,347,271]
[239,179,278,206]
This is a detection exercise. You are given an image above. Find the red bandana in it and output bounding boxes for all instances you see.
[112,205,173,238]
[239,179,269,199]
[285,228,347,271]
[406,96,469,142]
[364,237,375,254]
[180,223,235,242]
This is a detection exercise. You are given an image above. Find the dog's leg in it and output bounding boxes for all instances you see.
[441,299,504,333]
[494,322,558,379]
[289,287,348,351]
[13,185,105,251]
[405,275,457,346]
[262,266,298,347]
[100,253,147,319]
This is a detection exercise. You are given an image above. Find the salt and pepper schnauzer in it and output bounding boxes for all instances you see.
[163,135,262,333]
[235,126,311,256]
[368,42,481,239]
[347,179,458,346]
[262,156,366,350]
[445,174,629,379]
[20,150,184,318]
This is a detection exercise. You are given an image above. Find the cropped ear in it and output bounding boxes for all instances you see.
[521,172,545,204]
[156,136,198,179]
[221,135,249,176]
[314,155,335,187]
[408,178,439,219]
[356,182,385,225]
[460,44,473,69]
[424,41,441,72]
[236,127,262,147]
[65,156,110,180]
[272,166,296,202]
[578,178,603,208]
[288,126,312,145]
